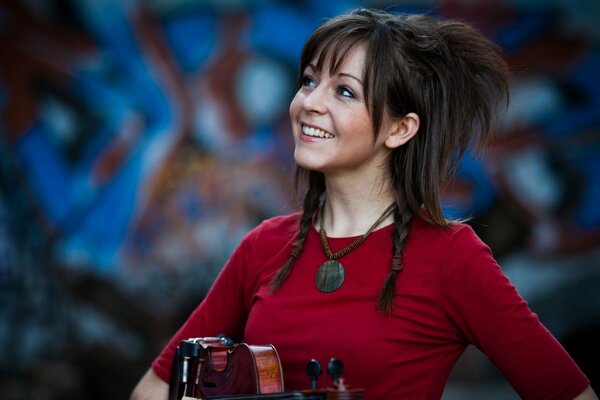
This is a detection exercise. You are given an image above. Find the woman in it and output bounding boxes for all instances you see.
[132,8,596,399]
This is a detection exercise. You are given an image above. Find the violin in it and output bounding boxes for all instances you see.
[169,337,364,400]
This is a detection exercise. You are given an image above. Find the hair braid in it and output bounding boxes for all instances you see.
[376,200,413,314]
[270,170,325,291]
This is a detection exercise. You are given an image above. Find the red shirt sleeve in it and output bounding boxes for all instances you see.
[441,225,589,400]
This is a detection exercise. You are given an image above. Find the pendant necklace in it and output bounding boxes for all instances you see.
[316,202,396,293]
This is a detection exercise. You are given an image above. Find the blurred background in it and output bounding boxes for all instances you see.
[1,0,599,398]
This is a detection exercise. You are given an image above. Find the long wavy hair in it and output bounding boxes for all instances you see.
[270,8,510,314]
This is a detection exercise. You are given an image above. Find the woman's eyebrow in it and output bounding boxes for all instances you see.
[338,72,363,85]
[305,63,363,85]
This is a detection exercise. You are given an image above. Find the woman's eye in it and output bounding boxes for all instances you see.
[338,86,355,98]
[302,75,316,88]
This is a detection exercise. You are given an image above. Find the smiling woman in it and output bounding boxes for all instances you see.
[131,8,597,400]
[290,44,400,178]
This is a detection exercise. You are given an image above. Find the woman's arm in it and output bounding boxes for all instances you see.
[574,386,598,400]
[441,227,593,398]
[130,368,168,400]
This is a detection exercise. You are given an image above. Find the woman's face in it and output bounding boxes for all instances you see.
[289,44,393,180]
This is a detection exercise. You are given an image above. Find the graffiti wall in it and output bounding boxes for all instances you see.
[0,0,599,398]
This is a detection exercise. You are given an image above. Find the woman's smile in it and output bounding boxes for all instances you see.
[301,124,335,139]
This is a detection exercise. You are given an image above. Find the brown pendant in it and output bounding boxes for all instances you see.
[315,260,345,293]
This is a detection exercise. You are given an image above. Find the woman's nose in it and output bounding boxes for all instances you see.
[302,86,327,114]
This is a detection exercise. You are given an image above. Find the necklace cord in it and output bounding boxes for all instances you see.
[318,203,396,260]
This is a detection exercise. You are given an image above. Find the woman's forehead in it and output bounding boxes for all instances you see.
[306,41,367,76]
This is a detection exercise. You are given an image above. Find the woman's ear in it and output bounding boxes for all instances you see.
[384,112,420,149]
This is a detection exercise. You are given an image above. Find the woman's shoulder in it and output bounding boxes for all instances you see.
[411,216,478,244]
[233,212,301,269]
[242,211,301,247]
[408,216,489,261]
[406,217,499,292]
[255,211,301,234]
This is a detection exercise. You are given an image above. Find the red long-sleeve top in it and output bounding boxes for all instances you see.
[152,213,589,399]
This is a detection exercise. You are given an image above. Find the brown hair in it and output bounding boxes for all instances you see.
[271,8,510,313]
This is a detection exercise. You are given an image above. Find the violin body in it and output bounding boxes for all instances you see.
[171,337,364,400]
[199,343,284,397]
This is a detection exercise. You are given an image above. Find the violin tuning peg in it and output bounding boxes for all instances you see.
[306,359,322,390]
[327,358,344,381]
[306,359,322,376]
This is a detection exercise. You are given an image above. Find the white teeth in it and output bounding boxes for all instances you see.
[302,125,334,139]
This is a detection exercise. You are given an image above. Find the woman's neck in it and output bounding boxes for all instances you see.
[320,174,396,238]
